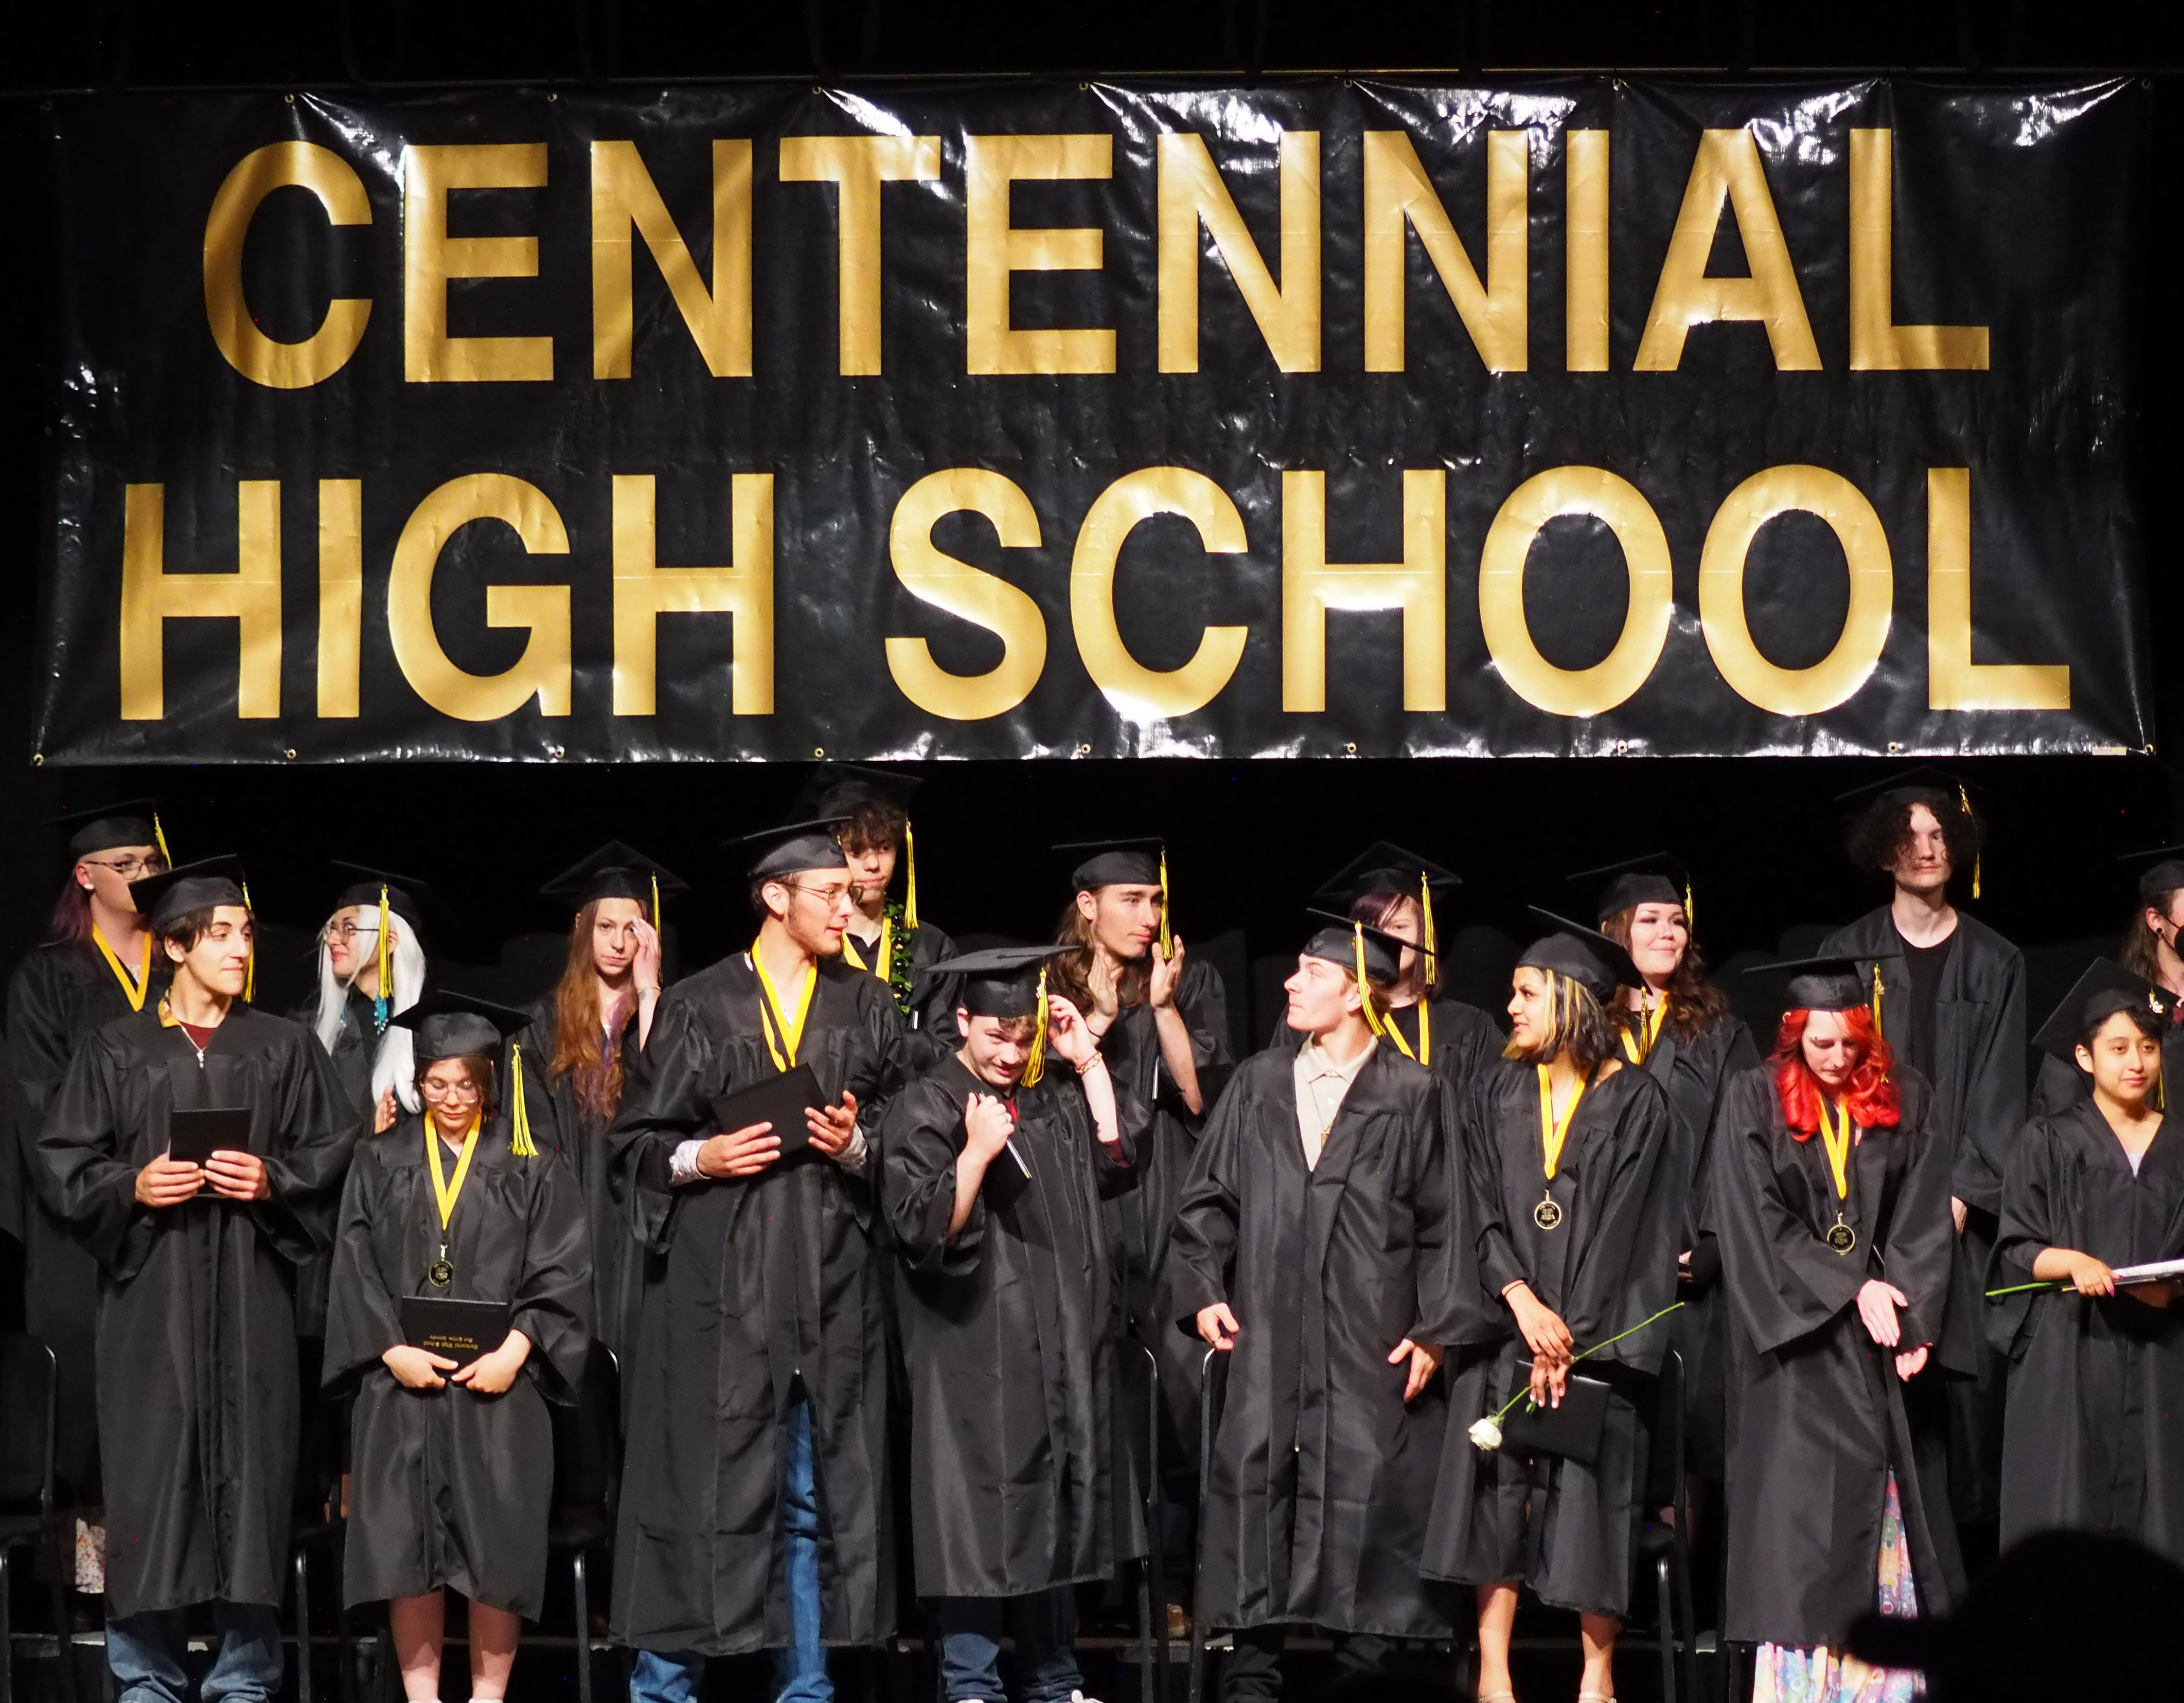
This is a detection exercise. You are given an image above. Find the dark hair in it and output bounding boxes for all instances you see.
[1846,787,1980,881]
[1353,888,1440,1000]
[1049,898,1149,1015]
[1598,905,1733,1041]
[44,871,94,948]
[2082,1001,2163,1051]
[158,905,230,955]
[415,1054,499,1122]
[1503,967,1616,1074]
[2121,889,2183,985]
[836,800,907,857]
[548,900,633,1124]
[747,874,778,918]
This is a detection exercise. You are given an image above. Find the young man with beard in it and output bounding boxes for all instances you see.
[880,945,1141,1703]
[4,799,172,1582]
[609,818,914,1703]
[36,856,354,1703]
[1819,771,2025,1548]
[1167,916,1468,1701]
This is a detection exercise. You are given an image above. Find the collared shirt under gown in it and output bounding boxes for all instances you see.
[1710,1065,1965,1646]
[1164,1044,1471,1638]
[880,1054,1145,1598]
[324,1108,591,1617]
[1267,995,1505,1103]
[1424,1058,1681,1618]
[34,1002,353,1618]
[1994,1099,2184,1562]
[5,937,170,1499]
[607,952,913,1657]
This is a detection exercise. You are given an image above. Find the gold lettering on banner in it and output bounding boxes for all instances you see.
[886,469,1048,719]
[1159,131,1321,373]
[1072,468,1249,719]
[204,142,373,389]
[317,479,363,718]
[1925,467,2068,710]
[403,144,554,383]
[964,134,1116,375]
[1566,130,1610,372]
[1698,465,1891,715]
[120,483,284,721]
[1478,467,1672,716]
[1361,129,1525,374]
[1282,470,1446,713]
[779,135,943,376]
[1636,129,1821,372]
[387,474,571,719]
[1849,131,1989,372]
[611,472,774,715]
[590,139,753,380]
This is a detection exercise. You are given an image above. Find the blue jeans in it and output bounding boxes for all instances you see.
[628,1389,830,1703]
[934,1588,1082,1703]
[105,1604,284,1703]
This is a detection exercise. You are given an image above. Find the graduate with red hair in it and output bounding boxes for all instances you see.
[1711,956,1965,1703]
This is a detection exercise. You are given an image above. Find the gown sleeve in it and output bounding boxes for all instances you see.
[1161,1070,1248,1334]
[1879,1085,1958,1352]
[607,990,716,1251]
[1408,1075,1481,1347]
[321,1141,403,1383]
[1955,939,2029,1214]
[909,923,962,1057]
[881,1082,981,1278]
[1465,1072,1528,1312]
[255,1026,359,1265]
[34,1032,140,1274]
[511,1148,593,1401]
[1993,1116,2062,1281]
[1564,1075,1681,1366]
[2028,1053,2086,1119]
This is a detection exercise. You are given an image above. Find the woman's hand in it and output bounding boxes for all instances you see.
[1894,1344,1930,1382]
[382,1345,457,1390]
[697,1121,779,1178]
[1045,994,1098,1069]
[1388,1338,1444,1403]
[203,1149,271,1202]
[1525,1354,1572,1410]
[136,1157,203,1208]
[373,1089,399,1135]
[1197,1302,1240,1350]
[1857,1279,1910,1347]
[452,1330,531,1396]
[963,1093,1016,1166]
[1503,1282,1574,1368]
[2125,1279,2177,1310]
[2058,1250,2118,1297]
[1149,937,1186,1011]
[631,919,663,997]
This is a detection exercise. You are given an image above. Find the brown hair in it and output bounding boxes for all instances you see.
[1049,899,1150,1015]
[158,905,230,955]
[2122,890,2184,986]
[548,900,633,1124]
[837,800,907,856]
[1502,967,1617,1075]
[1599,905,1734,1042]
[1353,888,1440,1001]
[416,1054,499,1122]
[44,872,94,948]
[1846,788,1981,881]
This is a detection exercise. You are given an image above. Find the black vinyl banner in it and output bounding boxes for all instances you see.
[34,78,2149,764]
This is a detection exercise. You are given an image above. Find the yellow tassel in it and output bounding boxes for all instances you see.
[1158,845,1173,959]
[1684,880,1696,932]
[651,871,662,934]
[509,1042,537,1157]
[241,880,256,1002]
[377,884,392,994]
[152,811,173,867]
[1419,874,1439,976]
[1871,964,1886,1040]
[904,819,919,931]
[1959,784,1982,900]
[1024,966,1050,1086]
[1354,923,1387,1038]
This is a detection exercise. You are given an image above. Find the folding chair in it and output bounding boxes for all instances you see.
[1184,1347,1228,1703]
[0,1335,77,1703]
[1633,1348,1698,1703]
[547,1343,621,1703]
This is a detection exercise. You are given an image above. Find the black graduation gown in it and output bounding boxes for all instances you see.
[607,952,913,1656]
[520,995,650,1366]
[35,1002,353,1618]
[1164,1045,1471,1637]
[1639,1011,1760,1479]
[289,985,386,1338]
[324,1111,591,1616]
[880,1054,1144,1597]
[1424,1060,1681,1617]
[1710,1066,1964,1646]
[843,914,960,1070]
[1820,907,2025,1524]
[5,939,169,1499]
[1267,995,1505,1102]
[1993,1101,2184,1562]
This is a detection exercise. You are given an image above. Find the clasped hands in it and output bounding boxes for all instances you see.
[136,1149,272,1207]
[383,1329,533,1395]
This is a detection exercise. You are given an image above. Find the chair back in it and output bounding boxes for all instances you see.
[1641,1346,1686,1510]
[549,1341,620,1516]
[0,1335,57,1512]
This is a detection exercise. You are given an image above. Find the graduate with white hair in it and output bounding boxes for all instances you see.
[293,864,433,1131]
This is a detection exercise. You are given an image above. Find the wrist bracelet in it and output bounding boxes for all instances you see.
[1075,1053,1105,1076]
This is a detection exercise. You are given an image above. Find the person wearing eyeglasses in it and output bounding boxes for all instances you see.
[608,818,915,1703]
[324,993,589,1703]
[4,799,173,1599]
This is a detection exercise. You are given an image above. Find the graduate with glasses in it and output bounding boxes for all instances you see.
[609,818,914,1703]
[325,992,590,1703]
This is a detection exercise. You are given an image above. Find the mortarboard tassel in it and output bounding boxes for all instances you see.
[651,871,662,934]
[1158,845,1173,959]
[375,884,392,1029]
[1959,784,1982,900]
[509,1042,537,1157]
[152,811,173,868]
[241,880,256,1002]
[1354,923,1388,1039]
[1417,874,1437,1066]
[1024,965,1050,1086]
[1684,880,1696,933]
[904,819,919,931]
[1871,963,1886,1041]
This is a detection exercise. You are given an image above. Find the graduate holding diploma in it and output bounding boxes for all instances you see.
[323,992,589,1703]
[1995,961,2184,1563]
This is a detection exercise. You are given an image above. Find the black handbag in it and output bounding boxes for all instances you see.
[1497,1363,1611,1464]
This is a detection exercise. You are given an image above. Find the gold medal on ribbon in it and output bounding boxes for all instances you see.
[1533,1064,1586,1232]
[424,1113,482,1292]
[427,1257,455,1288]
[1533,1194,1565,1231]
[1825,1216,1858,1256]
[1817,1097,1858,1256]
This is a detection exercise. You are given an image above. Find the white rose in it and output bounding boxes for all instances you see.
[1468,1417,1503,1452]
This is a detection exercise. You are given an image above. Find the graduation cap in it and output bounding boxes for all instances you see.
[49,797,172,862]
[1743,951,1902,1014]
[795,763,924,928]
[1567,851,1693,929]
[926,944,1076,1084]
[2119,844,2184,907]
[132,855,248,935]
[329,861,436,937]
[540,840,687,931]
[2030,959,2173,1065]
[1054,837,1173,955]
[1834,765,1984,898]
[1313,841,1458,971]
[391,990,542,1155]
[1516,907,1643,1005]
[1302,907,1406,989]
[727,817,848,881]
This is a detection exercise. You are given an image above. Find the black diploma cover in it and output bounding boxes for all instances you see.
[711,1063,826,1159]
[167,1106,251,1165]
[400,1296,514,1368]
[1499,1365,1613,1464]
